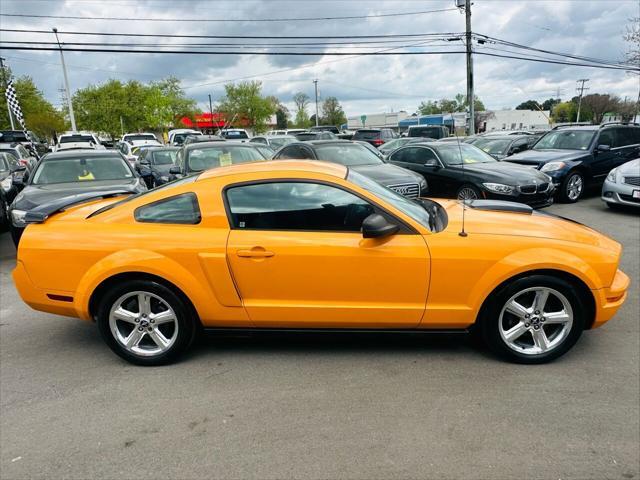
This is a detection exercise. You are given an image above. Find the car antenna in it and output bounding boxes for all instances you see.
[454,125,468,237]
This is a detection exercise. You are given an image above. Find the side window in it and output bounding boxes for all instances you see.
[615,128,640,147]
[393,147,429,164]
[175,150,184,169]
[276,145,313,159]
[414,147,438,164]
[134,193,201,224]
[511,139,528,153]
[226,182,375,231]
[597,129,616,148]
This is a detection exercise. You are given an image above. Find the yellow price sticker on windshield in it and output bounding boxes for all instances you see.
[219,153,232,166]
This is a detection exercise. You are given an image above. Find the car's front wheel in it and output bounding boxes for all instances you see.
[479,275,586,364]
[97,280,197,365]
[457,184,481,201]
[559,171,584,203]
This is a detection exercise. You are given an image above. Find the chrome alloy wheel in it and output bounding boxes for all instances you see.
[457,187,478,200]
[566,173,583,201]
[498,287,573,356]
[109,291,178,357]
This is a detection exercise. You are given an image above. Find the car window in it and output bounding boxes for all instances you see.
[313,144,383,166]
[226,181,375,232]
[124,134,157,142]
[152,150,177,165]
[135,193,201,224]
[535,130,595,150]
[59,135,94,144]
[186,146,264,172]
[353,130,380,140]
[474,138,514,155]
[17,145,30,157]
[614,127,640,148]
[0,149,19,160]
[32,156,133,184]
[597,130,616,148]
[276,145,314,159]
[435,144,496,165]
[268,136,296,149]
[0,153,11,171]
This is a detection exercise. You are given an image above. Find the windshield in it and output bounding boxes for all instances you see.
[32,156,133,185]
[186,146,265,172]
[125,134,157,142]
[315,144,383,166]
[152,150,178,165]
[435,144,496,165]
[353,130,380,140]
[60,135,94,144]
[0,149,19,160]
[295,133,318,141]
[408,126,447,138]
[473,138,513,155]
[269,136,297,148]
[348,169,433,230]
[0,153,11,171]
[379,138,412,152]
[0,131,29,143]
[222,130,249,139]
[534,130,595,150]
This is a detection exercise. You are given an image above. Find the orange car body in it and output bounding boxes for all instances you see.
[13,160,629,331]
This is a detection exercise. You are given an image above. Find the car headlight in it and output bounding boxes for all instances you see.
[418,178,428,193]
[11,209,27,227]
[482,183,515,195]
[540,161,566,172]
[606,168,618,183]
[1,176,12,193]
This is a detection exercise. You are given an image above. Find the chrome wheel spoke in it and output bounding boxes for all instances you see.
[506,300,529,319]
[150,310,176,325]
[503,322,528,342]
[533,289,549,313]
[125,328,145,349]
[531,328,550,352]
[544,310,570,324]
[148,329,170,349]
[112,307,138,324]
[138,293,151,316]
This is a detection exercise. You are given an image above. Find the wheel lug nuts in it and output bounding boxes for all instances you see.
[535,310,540,314]
[534,325,540,330]
[150,319,155,323]
[525,323,530,327]
[525,314,530,318]
[541,317,545,322]
[138,326,143,331]
[134,319,139,323]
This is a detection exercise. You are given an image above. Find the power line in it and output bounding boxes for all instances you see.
[0,7,458,23]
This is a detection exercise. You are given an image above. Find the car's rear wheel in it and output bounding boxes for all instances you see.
[559,171,584,203]
[479,275,585,364]
[96,280,196,366]
[457,184,481,201]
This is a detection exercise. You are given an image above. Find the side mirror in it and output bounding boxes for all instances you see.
[169,166,181,175]
[362,213,399,239]
[140,159,150,166]
[424,159,439,169]
[597,144,611,152]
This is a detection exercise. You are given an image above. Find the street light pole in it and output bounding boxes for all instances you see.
[465,0,475,136]
[53,28,77,131]
[0,57,16,129]
[313,79,319,126]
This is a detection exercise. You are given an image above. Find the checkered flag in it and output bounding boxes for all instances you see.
[4,79,39,158]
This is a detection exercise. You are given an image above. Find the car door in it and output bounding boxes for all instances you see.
[592,129,618,178]
[225,180,430,327]
[613,127,640,167]
[389,147,449,196]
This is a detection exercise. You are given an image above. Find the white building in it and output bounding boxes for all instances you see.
[481,110,550,132]
[347,111,409,130]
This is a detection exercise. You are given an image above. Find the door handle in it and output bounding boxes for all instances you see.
[236,248,275,258]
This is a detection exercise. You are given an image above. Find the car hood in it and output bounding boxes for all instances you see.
[438,199,620,251]
[505,149,588,165]
[449,162,551,185]
[12,178,142,210]
[351,163,424,186]
[618,158,640,174]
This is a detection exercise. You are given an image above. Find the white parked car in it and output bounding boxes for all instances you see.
[267,129,306,136]
[218,129,250,141]
[55,132,104,152]
[167,129,202,145]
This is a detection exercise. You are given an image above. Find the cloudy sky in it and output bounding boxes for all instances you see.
[1,0,638,119]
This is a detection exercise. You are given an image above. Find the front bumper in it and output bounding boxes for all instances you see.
[591,269,630,329]
[481,188,555,209]
[601,178,640,207]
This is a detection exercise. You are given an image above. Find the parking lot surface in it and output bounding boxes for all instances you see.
[0,195,638,480]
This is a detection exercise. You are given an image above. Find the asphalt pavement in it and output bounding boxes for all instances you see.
[1,194,638,480]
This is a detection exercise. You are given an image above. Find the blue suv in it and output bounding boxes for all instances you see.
[504,123,640,202]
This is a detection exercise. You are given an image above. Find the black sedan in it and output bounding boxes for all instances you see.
[273,140,428,198]
[9,150,147,245]
[472,134,539,160]
[134,146,180,188]
[0,152,25,228]
[169,142,267,180]
[387,142,554,207]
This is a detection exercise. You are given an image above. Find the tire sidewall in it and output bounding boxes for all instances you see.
[559,171,584,203]
[457,184,481,200]
[480,275,585,364]
[96,280,195,366]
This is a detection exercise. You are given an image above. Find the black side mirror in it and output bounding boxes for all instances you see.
[597,144,611,152]
[169,166,181,175]
[362,213,399,239]
[424,159,439,169]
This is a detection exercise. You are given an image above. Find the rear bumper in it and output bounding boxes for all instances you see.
[12,260,80,318]
[591,269,630,329]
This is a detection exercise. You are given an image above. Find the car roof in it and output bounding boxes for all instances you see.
[198,159,347,181]
[184,141,254,149]
[41,150,124,160]
[305,140,355,146]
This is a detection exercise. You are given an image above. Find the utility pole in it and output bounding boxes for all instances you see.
[313,79,319,126]
[0,57,16,129]
[464,0,475,136]
[575,78,589,124]
[208,94,214,133]
[53,28,77,131]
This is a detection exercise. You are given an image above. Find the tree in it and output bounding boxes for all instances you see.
[417,100,441,115]
[623,17,640,67]
[581,94,621,124]
[143,77,197,130]
[266,95,288,129]
[515,100,542,110]
[417,94,485,115]
[551,101,577,123]
[321,96,346,126]
[217,81,276,133]
[541,98,561,111]
[0,75,67,140]
[292,92,310,128]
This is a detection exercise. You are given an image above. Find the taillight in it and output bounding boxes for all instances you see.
[19,159,29,166]
[373,139,384,146]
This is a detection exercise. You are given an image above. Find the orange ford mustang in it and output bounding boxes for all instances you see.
[12,160,629,365]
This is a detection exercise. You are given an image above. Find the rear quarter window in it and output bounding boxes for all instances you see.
[134,193,201,224]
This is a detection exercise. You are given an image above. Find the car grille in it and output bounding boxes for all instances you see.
[619,194,640,204]
[623,176,640,187]
[506,160,543,169]
[388,183,420,198]
[518,183,549,194]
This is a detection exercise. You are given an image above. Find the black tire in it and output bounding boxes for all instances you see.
[478,274,586,364]
[96,279,197,366]
[9,225,23,247]
[456,184,481,201]
[558,171,584,203]
[0,198,8,232]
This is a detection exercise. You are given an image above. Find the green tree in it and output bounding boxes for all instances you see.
[217,81,275,133]
[417,100,441,115]
[417,94,485,115]
[143,77,197,130]
[551,101,577,123]
[541,98,561,111]
[580,93,621,123]
[515,100,542,110]
[0,75,67,140]
[321,96,347,126]
[292,92,310,128]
